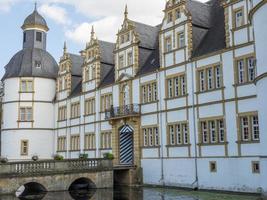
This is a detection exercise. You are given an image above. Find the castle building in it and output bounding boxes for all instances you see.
[1,0,267,194]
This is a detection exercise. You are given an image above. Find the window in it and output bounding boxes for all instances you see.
[36,31,42,42]
[167,74,187,98]
[126,33,130,42]
[58,106,67,121]
[198,65,223,92]
[165,37,172,52]
[84,133,95,150]
[19,107,33,122]
[252,161,260,173]
[200,118,225,144]
[143,127,160,147]
[101,132,112,149]
[101,94,112,112]
[21,140,28,155]
[119,55,124,68]
[120,35,124,44]
[240,113,259,142]
[20,80,33,92]
[235,57,257,84]
[35,61,41,68]
[57,136,66,151]
[127,51,133,66]
[23,32,26,43]
[85,98,95,115]
[70,135,80,151]
[141,82,157,103]
[71,102,80,118]
[177,32,185,48]
[175,8,181,19]
[234,9,244,28]
[167,12,173,23]
[210,161,217,173]
[168,123,189,146]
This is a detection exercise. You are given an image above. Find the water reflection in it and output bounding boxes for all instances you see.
[0,187,261,200]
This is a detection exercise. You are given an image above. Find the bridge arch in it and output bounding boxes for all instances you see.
[16,182,47,198]
[68,177,96,191]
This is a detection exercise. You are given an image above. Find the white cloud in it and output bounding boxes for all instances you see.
[0,0,18,12]
[40,0,209,44]
[39,3,71,25]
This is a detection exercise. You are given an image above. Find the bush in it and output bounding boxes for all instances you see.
[53,154,64,161]
[79,153,88,159]
[103,152,114,160]
[0,157,8,164]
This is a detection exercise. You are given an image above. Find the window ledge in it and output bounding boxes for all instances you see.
[99,148,112,150]
[19,91,34,94]
[17,120,34,123]
[164,46,186,54]
[70,117,80,120]
[56,150,67,153]
[140,100,159,106]
[69,150,80,152]
[141,146,161,149]
[166,144,191,148]
[84,113,96,117]
[231,24,249,32]
[233,82,255,87]
[57,119,67,122]
[83,149,97,151]
[236,140,260,144]
[197,142,228,146]
[164,94,188,101]
[195,87,225,95]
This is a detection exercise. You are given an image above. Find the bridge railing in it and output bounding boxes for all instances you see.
[0,158,112,177]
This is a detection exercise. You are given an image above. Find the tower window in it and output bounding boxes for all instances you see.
[35,61,42,68]
[23,33,26,43]
[36,32,42,42]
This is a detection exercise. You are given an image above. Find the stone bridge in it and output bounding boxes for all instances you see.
[0,158,113,195]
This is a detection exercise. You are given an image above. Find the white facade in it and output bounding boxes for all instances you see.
[2,0,267,195]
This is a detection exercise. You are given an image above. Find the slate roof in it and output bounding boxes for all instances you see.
[2,48,58,80]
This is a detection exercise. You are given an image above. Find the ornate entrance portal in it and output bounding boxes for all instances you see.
[119,125,134,165]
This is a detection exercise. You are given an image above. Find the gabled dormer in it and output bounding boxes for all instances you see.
[221,0,254,47]
[114,6,160,82]
[57,42,72,99]
[81,26,115,92]
[114,6,140,82]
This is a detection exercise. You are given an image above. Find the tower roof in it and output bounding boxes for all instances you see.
[21,4,49,31]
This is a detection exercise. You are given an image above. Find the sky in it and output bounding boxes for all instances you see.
[0,0,207,78]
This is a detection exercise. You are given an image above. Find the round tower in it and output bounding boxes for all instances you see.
[1,5,58,160]
[250,0,267,197]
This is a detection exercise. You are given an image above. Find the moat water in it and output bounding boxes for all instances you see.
[0,187,261,200]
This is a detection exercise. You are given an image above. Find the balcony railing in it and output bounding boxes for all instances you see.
[105,104,140,120]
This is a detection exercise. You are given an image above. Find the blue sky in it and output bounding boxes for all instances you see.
[0,0,206,78]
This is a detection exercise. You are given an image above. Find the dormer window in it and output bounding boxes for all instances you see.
[35,61,41,68]
[165,37,172,52]
[120,35,125,44]
[234,8,244,28]
[119,55,124,68]
[127,51,133,66]
[177,32,185,48]
[36,32,42,42]
[126,33,130,42]
[167,12,173,23]
[175,9,181,19]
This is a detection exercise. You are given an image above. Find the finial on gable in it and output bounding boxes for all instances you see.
[34,2,37,11]
[124,4,128,19]
[91,25,95,40]
[63,41,67,54]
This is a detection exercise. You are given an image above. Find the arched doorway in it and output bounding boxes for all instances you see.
[119,124,134,165]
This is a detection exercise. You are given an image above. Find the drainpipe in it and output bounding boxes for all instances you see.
[158,70,165,186]
[190,60,199,190]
